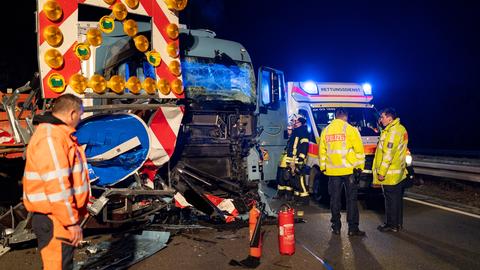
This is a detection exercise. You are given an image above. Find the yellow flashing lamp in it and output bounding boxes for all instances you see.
[43,25,63,47]
[99,16,115,33]
[108,75,125,94]
[112,2,128,21]
[103,0,116,5]
[47,73,66,93]
[74,43,91,61]
[146,50,161,67]
[166,24,179,40]
[125,0,140,9]
[168,61,181,76]
[43,0,63,22]
[134,35,149,52]
[87,28,103,46]
[44,49,64,69]
[69,73,88,94]
[167,42,179,58]
[157,79,171,95]
[126,76,141,94]
[123,19,138,37]
[165,0,188,11]
[143,77,157,94]
[171,78,183,95]
[88,75,107,94]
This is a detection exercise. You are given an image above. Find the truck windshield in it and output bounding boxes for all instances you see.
[181,56,256,104]
[311,107,380,136]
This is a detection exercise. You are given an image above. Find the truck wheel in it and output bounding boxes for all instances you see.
[310,167,329,203]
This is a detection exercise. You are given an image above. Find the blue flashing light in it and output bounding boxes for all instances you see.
[362,83,372,95]
[300,81,318,94]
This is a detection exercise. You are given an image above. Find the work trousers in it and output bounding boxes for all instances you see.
[328,174,359,231]
[292,172,309,199]
[277,167,293,198]
[32,213,74,270]
[382,180,406,228]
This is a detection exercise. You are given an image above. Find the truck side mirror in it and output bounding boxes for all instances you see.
[257,67,285,112]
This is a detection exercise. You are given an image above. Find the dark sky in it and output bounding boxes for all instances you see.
[1,1,479,153]
[181,0,480,154]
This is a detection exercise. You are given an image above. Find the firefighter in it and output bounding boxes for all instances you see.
[286,113,310,206]
[319,108,365,236]
[275,124,294,201]
[373,108,409,233]
[23,94,90,269]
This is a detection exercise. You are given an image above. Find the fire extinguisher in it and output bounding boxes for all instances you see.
[278,204,295,255]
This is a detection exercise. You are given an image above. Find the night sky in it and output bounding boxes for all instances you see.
[1,1,479,154]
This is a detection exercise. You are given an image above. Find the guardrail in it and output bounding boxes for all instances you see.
[413,155,480,183]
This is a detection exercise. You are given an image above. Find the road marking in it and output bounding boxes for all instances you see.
[404,197,480,219]
[298,242,334,270]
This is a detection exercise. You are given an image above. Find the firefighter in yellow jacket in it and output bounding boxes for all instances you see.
[373,108,408,233]
[23,94,90,269]
[320,108,365,236]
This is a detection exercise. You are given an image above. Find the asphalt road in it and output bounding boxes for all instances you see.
[1,195,480,270]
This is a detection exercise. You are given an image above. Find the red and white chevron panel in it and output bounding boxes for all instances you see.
[37,0,185,167]
[37,0,184,99]
[147,105,184,166]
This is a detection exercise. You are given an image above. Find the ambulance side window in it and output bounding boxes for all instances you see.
[299,109,315,142]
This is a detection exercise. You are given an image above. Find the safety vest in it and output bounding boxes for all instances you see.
[23,116,90,227]
[285,125,309,164]
[319,119,365,176]
[373,118,408,185]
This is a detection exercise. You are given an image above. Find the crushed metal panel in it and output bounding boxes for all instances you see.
[74,231,170,270]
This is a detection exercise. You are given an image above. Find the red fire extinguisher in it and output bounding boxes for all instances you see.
[278,204,295,255]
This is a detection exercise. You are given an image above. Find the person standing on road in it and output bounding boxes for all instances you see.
[23,94,90,269]
[319,108,366,236]
[286,113,310,205]
[373,107,409,233]
[275,124,294,201]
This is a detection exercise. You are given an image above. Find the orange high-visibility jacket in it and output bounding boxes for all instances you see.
[23,117,90,227]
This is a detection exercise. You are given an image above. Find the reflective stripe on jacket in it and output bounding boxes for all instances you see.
[279,151,288,168]
[286,125,309,164]
[23,121,90,227]
[372,118,408,185]
[319,119,365,176]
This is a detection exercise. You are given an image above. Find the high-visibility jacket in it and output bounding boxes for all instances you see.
[278,151,288,168]
[285,125,309,164]
[23,114,90,227]
[373,118,408,185]
[319,119,365,176]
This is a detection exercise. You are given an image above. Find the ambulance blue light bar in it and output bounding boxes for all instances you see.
[362,83,372,95]
[300,81,318,94]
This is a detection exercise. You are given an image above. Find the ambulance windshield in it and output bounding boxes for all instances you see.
[312,107,380,136]
[181,56,256,104]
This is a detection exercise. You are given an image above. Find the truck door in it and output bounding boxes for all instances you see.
[256,67,287,183]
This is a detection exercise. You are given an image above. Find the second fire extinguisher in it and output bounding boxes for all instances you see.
[278,204,295,255]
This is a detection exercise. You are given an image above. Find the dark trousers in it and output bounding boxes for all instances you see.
[277,167,293,197]
[382,180,405,228]
[328,175,359,231]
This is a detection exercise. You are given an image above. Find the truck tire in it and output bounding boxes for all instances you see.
[310,167,329,203]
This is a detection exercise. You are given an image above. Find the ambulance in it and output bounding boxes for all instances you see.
[285,82,382,199]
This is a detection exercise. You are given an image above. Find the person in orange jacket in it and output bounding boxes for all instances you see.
[23,94,90,269]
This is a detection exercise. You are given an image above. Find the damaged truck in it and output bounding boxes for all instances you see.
[0,0,282,255]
